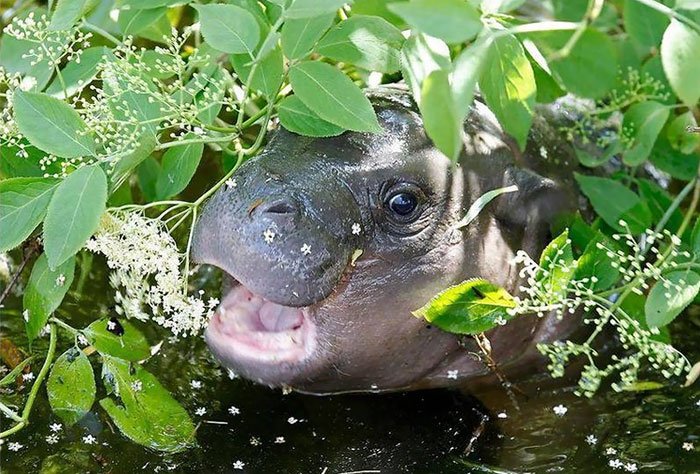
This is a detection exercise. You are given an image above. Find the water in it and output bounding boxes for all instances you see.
[1,259,699,473]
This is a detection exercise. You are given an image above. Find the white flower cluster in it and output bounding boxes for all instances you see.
[509,225,690,397]
[4,12,91,68]
[85,211,215,336]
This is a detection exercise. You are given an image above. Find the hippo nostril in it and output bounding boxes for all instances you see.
[260,198,298,215]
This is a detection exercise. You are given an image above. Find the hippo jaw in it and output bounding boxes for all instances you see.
[205,278,318,370]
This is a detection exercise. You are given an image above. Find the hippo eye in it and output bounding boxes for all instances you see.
[387,192,418,216]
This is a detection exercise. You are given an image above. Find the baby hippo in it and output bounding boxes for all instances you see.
[192,88,582,394]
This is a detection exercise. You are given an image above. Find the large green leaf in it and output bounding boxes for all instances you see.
[47,348,95,426]
[285,0,350,19]
[479,34,535,151]
[621,101,670,166]
[117,7,168,37]
[400,33,451,106]
[573,233,620,292]
[574,174,651,234]
[192,4,260,55]
[623,0,669,51]
[661,19,700,107]
[100,357,196,453]
[281,13,335,60]
[278,95,345,137]
[83,318,151,361]
[419,69,461,161]
[316,15,404,73]
[154,139,204,200]
[43,165,107,269]
[451,38,492,120]
[289,61,381,133]
[46,47,110,99]
[0,177,58,252]
[24,253,75,343]
[230,45,285,99]
[388,0,482,44]
[413,279,516,335]
[13,90,96,158]
[645,270,700,328]
[50,0,96,30]
[666,111,700,154]
[534,28,618,99]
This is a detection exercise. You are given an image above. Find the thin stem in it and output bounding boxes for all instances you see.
[631,0,700,35]
[0,324,57,439]
[550,0,604,60]
[50,316,80,336]
[155,136,233,151]
[82,22,123,46]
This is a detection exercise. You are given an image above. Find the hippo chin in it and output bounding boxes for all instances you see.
[192,88,583,394]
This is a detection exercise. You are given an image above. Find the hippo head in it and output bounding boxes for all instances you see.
[192,89,578,394]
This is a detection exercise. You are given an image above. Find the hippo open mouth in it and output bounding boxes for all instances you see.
[206,275,318,366]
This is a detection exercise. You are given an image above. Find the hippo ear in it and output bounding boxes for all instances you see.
[493,166,574,255]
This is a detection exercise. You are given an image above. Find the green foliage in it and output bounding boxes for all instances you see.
[46,347,96,426]
[413,279,516,335]
[2,0,700,452]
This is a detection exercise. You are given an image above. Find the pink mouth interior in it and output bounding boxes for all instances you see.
[207,284,315,364]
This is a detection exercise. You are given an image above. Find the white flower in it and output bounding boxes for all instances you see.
[274,436,285,444]
[82,434,97,445]
[22,372,35,382]
[49,423,62,432]
[249,437,260,446]
[287,417,298,424]
[263,229,275,243]
[609,459,623,469]
[22,309,29,322]
[77,334,89,346]
[585,434,598,445]
[8,442,23,451]
[107,320,116,330]
[539,146,548,159]
[226,178,237,189]
[552,404,568,416]
[624,463,638,472]
[300,244,311,255]
[46,434,59,444]
[683,442,694,451]
[233,460,245,470]
[227,369,238,380]
[497,412,507,419]
[228,406,240,415]
[195,407,206,416]
[351,223,361,235]
[447,370,458,380]
[131,380,143,392]
[605,448,617,456]
[190,380,202,389]
[55,274,66,286]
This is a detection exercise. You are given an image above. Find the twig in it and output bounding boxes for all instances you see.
[471,333,521,410]
[0,239,40,307]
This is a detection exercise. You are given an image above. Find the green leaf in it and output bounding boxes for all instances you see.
[677,0,700,9]
[451,38,493,120]
[534,28,618,99]
[454,185,518,230]
[12,90,96,159]
[691,218,700,255]
[0,17,53,90]
[623,0,669,51]
[620,292,670,343]
[230,45,285,99]
[285,0,350,19]
[649,136,700,181]
[574,174,651,234]
[388,0,482,44]
[117,7,167,37]
[667,111,700,155]
[23,253,75,343]
[137,156,161,202]
[155,139,204,200]
[44,165,107,269]
[192,4,260,55]
[536,230,575,302]
[83,318,151,361]
[479,34,536,151]
[400,33,451,106]
[637,178,683,233]
[645,270,700,328]
[100,356,196,453]
[419,69,461,161]
[278,95,345,137]
[116,0,182,8]
[50,0,95,30]
[281,13,335,60]
[46,46,110,99]
[413,278,516,335]
[289,61,381,133]
[621,101,670,166]
[575,141,621,168]
[661,19,700,107]
[573,233,620,292]
[110,134,158,192]
[47,348,95,426]
[0,177,58,252]
[316,15,404,73]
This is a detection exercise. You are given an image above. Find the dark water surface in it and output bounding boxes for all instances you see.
[1,261,699,474]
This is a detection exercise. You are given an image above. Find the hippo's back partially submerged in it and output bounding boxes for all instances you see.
[192,89,582,394]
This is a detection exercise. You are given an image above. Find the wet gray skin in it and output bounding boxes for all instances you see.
[192,88,583,394]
